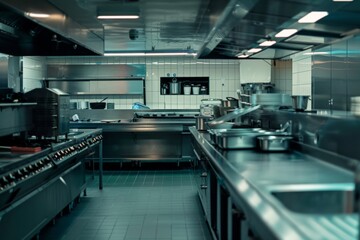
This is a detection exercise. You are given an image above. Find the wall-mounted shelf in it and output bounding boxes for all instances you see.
[160,77,209,95]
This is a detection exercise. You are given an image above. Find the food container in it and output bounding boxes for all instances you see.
[213,128,267,149]
[208,128,261,145]
[216,130,266,149]
[192,85,200,95]
[257,135,293,152]
[184,85,191,95]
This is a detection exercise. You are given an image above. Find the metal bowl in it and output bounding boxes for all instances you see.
[257,135,293,152]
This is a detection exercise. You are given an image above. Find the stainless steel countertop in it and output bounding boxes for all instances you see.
[190,126,357,240]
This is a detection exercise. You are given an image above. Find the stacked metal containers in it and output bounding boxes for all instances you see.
[25,88,70,138]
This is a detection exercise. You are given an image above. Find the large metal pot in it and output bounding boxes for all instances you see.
[169,78,180,94]
[292,95,310,111]
[195,116,212,131]
[222,97,239,108]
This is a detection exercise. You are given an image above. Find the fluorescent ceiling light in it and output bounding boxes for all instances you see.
[97,15,139,20]
[104,52,145,56]
[275,29,298,38]
[247,48,262,53]
[27,13,50,18]
[259,40,276,47]
[104,52,196,57]
[146,52,195,56]
[333,0,353,2]
[303,51,330,55]
[298,11,328,23]
[237,54,249,58]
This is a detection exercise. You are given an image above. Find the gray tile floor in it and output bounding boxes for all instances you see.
[40,168,212,240]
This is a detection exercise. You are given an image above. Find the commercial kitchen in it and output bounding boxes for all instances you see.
[1,0,360,240]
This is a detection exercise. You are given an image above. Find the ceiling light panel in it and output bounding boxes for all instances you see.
[275,29,298,38]
[259,40,276,47]
[298,11,328,23]
[248,48,262,53]
[97,15,139,20]
[27,13,50,18]
[237,54,249,58]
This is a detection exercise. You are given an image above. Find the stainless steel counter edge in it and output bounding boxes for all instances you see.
[189,127,357,240]
[70,121,195,132]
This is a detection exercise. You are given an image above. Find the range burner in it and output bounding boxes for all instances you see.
[135,112,196,118]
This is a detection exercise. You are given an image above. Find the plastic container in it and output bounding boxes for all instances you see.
[184,85,191,95]
[192,85,200,95]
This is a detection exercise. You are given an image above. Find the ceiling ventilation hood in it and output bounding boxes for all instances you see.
[0,0,103,56]
[0,0,360,59]
[201,0,360,59]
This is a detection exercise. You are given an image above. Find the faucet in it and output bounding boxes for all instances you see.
[276,120,292,134]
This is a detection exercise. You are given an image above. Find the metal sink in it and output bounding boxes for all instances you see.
[269,184,355,214]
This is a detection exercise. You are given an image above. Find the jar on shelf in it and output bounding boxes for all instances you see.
[200,86,208,94]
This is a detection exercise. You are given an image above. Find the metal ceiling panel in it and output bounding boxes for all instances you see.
[0,0,360,58]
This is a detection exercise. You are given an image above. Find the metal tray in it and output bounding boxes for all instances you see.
[216,129,268,149]
[208,128,261,145]
[257,135,293,152]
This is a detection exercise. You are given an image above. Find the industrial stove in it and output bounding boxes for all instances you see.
[0,129,103,240]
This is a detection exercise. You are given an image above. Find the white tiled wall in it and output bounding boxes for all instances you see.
[23,56,46,93]
[271,59,292,95]
[46,56,241,109]
[240,60,272,83]
[291,49,312,109]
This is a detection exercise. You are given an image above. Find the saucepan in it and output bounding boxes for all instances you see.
[90,97,108,109]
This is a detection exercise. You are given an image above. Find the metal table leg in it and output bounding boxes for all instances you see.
[99,140,103,190]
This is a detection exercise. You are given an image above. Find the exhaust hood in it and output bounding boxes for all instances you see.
[0,0,360,59]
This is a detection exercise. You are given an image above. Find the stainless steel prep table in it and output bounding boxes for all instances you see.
[190,126,357,240]
[70,120,195,163]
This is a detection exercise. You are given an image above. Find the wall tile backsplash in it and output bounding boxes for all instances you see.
[272,59,292,95]
[46,56,241,109]
[23,56,46,92]
[21,54,317,110]
[291,49,312,109]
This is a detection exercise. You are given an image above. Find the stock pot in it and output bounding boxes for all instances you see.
[292,95,310,110]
